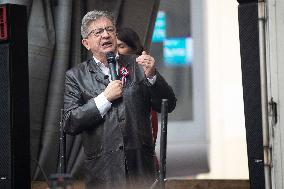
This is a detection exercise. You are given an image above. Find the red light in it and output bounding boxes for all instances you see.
[0,5,8,41]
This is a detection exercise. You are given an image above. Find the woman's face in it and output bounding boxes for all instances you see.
[117,39,135,55]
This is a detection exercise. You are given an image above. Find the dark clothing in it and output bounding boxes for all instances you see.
[63,54,176,189]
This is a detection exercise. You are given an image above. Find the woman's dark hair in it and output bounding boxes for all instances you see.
[117,27,144,55]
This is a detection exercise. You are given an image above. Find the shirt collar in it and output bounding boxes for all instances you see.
[93,53,119,67]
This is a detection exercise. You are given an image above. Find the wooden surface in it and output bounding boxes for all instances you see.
[32,179,250,189]
[32,181,85,189]
[166,179,250,189]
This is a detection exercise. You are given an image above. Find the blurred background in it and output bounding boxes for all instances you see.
[151,0,248,180]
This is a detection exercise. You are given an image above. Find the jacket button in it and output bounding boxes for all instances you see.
[119,117,125,122]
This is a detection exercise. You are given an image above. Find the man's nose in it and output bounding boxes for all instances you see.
[101,29,111,37]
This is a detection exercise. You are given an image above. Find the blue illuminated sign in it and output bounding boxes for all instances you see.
[163,37,193,66]
[152,11,166,43]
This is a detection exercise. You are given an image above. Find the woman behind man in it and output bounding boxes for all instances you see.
[117,27,144,55]
[116,27,159,146]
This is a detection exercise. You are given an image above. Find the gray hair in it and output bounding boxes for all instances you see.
[81,10,116,39]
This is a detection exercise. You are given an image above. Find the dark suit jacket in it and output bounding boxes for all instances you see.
[63,54,176,189]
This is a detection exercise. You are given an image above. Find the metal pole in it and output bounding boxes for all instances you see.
[59,109,66,174]
[159,99,168,189]
[258,1,272,189]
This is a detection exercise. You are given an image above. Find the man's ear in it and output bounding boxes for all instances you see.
[82,39,90,50]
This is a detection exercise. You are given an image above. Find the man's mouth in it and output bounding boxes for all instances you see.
[102,41,112,48]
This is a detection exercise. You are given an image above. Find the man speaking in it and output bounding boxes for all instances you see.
[63,10,176,189]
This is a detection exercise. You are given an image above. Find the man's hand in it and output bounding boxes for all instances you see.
[103,80,123,101]
[136,51,156,78]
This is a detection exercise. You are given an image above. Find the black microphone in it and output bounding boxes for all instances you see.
[106,51,118,80]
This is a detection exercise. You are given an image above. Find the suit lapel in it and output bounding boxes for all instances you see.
[117,54,132,80]
[87,59,110,86]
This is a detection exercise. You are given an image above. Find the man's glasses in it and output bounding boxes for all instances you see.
[87,26,116,38]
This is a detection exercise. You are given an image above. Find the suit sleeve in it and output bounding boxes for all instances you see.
[145,71,177,113]
[63,70,104,135]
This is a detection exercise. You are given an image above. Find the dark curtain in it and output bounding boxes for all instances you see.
[0,0,159,181]
[4,0,122,180]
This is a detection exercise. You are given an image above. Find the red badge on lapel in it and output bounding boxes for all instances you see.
[119,66,129,86]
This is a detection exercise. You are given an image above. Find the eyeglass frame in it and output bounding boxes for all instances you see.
[87,26,116,38]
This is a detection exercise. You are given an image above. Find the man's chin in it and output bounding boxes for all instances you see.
[103,47,117,54]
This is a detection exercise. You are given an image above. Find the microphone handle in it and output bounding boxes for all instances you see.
[109,62,118,80]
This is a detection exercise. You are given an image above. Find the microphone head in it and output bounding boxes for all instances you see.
[106,51,116,63]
